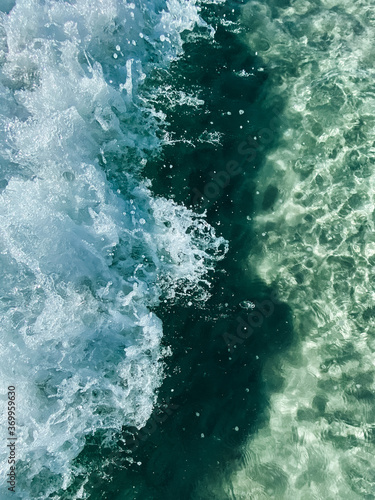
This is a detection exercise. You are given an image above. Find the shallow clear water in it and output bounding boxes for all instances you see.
[226,1,375,499]
[2,0,375,499]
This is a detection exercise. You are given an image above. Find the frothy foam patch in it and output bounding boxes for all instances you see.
[215,0,375,498]
[0,1,226,498]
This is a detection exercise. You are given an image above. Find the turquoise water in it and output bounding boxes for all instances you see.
[1,0,375,499]
[228,1,375,498]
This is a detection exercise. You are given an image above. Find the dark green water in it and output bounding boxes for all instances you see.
[6,0,375,498]
[65,2,295,499]
[86,0,375,497]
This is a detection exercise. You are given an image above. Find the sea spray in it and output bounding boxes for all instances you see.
[0,1,226,497]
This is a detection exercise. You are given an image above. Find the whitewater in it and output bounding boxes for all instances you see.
[0,1,227,498]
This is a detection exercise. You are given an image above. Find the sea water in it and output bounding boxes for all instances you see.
[225,0,375,499]
[3,0,375,499]
[0,1,227,498]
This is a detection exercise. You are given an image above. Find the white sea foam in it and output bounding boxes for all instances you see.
[0,1,226,498]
